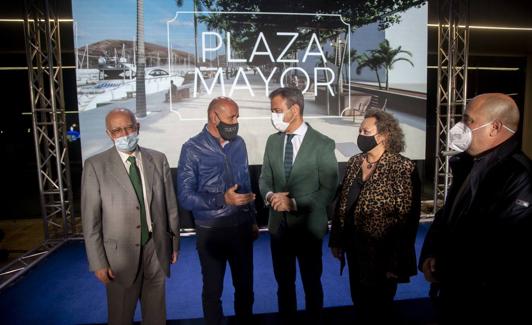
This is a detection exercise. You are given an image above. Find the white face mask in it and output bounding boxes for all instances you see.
[114,132,139,153]
[448,121,515,152]
[271,110,293,132]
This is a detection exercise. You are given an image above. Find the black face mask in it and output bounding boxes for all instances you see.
[357,134,378,153]
[216,119,239,141]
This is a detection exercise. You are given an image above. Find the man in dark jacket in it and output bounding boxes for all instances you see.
[177,97,258,325]
[420,93,532,324]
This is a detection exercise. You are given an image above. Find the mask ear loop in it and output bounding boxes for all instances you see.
[378,133,386,149]
[373,127,384,148]
[493,119,516,134]
[478,120,515,136]
[495,122,516,135]
[214,111,224,126]
[471,120,494,132]
[285,105,295,124]
[503,125,516,133]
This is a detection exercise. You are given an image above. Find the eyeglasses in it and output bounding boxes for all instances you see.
[108,125,137,137]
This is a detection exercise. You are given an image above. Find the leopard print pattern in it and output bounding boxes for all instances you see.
[334,151,415,240]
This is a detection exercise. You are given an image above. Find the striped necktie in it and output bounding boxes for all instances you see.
[284,133,295,179]
[127,156,149,246]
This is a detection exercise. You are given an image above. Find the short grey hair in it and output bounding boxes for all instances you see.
[105,108,137,129]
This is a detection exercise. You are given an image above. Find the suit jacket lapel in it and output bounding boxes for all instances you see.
[271,132,287,186]
[107,148,137,201]
[139,147,154,206]
[287,124,315,184]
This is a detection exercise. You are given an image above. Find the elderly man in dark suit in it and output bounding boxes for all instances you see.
[82,108,179,325]
[260,87,339,324]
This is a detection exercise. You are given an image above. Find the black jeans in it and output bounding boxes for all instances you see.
[196,222,254,325]
[270,228,324,324]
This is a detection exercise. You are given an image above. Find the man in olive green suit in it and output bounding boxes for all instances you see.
[259,87,338,324]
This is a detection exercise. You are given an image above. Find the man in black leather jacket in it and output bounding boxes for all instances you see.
[420,93,532,323]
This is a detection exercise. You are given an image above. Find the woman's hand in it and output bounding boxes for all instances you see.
[330,247,344,261]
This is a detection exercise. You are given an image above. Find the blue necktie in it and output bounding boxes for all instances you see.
[127,156,149,246]
[284,134,295,179]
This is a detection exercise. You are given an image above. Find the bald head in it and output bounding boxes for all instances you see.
[464,93,519,156]
[105,108,137,130]
[206,97,240,142]
[470,93,520,131]
[207,96,239,125]
[208,97,238,116]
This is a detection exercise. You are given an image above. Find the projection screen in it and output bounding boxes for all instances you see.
[72,0,427,166]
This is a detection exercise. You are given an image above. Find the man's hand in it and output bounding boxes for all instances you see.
[251,224,259,240]
[224,184,256,206]
[422,257,439,283]
[270,192,293,212]
[94,268,115,285]
[386,272,399,280]
[171,251,179,264]
[330,247,344,261]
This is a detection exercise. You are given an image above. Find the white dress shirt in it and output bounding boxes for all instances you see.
[283,122,308,164]
[266,122,308,210]
[117,148,153,232]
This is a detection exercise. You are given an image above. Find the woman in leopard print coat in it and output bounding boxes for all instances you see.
[329,109,421,323]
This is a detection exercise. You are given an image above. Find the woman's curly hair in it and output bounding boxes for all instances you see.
[364,109,405,153]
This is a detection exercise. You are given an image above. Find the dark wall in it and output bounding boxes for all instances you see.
[0,0,80,219]
[422,0,529,190]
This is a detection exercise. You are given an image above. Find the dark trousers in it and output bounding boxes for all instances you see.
[436,284,531,324]
[346,250,398,325]
[196,222,254,325]
[270,229,324,324]
[106,238,166,325]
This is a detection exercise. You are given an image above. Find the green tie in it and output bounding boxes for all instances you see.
[284,134,295,179]
[127,156,149,246]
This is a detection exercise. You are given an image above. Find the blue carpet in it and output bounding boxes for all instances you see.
[0,223,432,324]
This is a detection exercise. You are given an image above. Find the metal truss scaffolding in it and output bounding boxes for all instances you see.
[433,0,470,213]
[0,0,77,292]
[22,0,75,239]
[0,239,71,291]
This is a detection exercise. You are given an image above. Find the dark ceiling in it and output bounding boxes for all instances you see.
[1,0,531,56]
[427,0,532,56]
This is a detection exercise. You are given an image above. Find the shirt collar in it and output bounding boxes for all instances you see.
[117,147,140,164]
[472,136,518,167]
[288,122,308,138]
[203,124,230,148]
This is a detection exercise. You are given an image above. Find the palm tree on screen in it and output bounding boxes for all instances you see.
[356,52,384,89]
[135,0,146,118]
[374,39,414,90]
